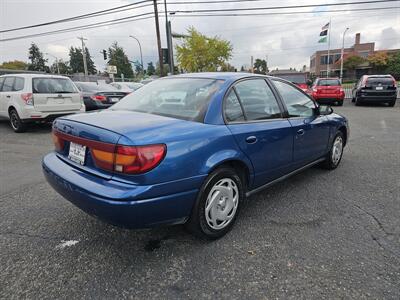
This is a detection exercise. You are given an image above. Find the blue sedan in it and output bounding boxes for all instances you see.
[42,73,349,239]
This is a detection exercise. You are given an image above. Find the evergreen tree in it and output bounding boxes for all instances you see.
[107,42,134,78]
[28,43,48,72]
[146,62,155,76]
[69,46,97,74]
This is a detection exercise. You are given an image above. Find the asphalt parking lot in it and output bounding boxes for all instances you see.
[0,100,399,299]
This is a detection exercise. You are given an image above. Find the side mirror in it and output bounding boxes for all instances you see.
[318,104,334,115]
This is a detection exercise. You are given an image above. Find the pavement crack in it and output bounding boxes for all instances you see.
[352,204,394,236]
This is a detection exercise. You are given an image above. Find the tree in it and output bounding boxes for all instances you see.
[253,58,268,74]
[220,63,236,72]
[343,55,366,71]
[69,47,97,74]
[51,59,71,74]
[387,51,400,79]
[0,60,28,70]
[175,27,233,72]
[28,43,48,72]
[108,42,133,78]
[146,62,155,76]
[367,51,390,72]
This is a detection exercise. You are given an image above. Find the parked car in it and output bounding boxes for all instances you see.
[43,73,349,239]
[271,73,309,91]
[110,82,144,92]
[74,82,129,111]
[0,74,84,132]
[309,77,345,106]
[351,75,397,106]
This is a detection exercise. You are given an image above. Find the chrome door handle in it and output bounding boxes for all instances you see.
[297,129,305,136]
[6,95,11,98]
[245,136,258,144]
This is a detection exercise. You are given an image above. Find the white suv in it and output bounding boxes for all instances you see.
[0,74,85,132]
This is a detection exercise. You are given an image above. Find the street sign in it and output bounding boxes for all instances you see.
[107,65,117,74]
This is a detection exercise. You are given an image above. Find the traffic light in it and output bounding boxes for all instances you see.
[102,49,107,60]
[162,48,169,64]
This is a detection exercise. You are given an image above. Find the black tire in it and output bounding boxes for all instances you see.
[9,109,27,133]
[321,131,344,170]
[355,96,362,106]
[185,167,244,240]
[351,97,355,103]
[388,99,396,107]
[337,101,344,106]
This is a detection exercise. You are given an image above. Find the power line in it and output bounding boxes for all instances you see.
[0,13,155,42]
[0,0,154,33]
[1,0,398,34]
[170,0,399,13]
[171,5,398,16]
[1,4,398,42]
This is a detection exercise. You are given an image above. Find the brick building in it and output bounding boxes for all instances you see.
[310,33,376,78]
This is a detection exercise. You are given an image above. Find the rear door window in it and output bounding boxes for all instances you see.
[13,77,25,91]
[234,79,282,121]
[32,78,77,94]
[2,77,15,92]
[224,90,245,123]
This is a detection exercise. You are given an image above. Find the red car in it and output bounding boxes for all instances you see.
[272,73,309,92]
[309,78,345,106]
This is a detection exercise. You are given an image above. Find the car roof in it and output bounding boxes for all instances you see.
[168,72,273,81]
[0,73,71,79]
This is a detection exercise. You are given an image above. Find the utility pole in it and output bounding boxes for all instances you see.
[251,56,254,73]
[153,0,164,77]
[77,36,88,81]
[340,27,350,83]
[167,21,174,74]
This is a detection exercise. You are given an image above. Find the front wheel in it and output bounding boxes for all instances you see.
[9,109,27,133]
[388,99,396,107]
[321,131,344,170]
[186,167,244,240]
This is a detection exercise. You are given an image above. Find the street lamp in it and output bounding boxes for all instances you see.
[45,52,60,74]
[129,35,144,75]
[340,27,350,83]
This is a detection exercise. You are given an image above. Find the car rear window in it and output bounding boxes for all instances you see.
[33,78,78,94]
[274,74,306,84]
[317,79,340,86]
[111,78,224,122]
[367,77,394,85]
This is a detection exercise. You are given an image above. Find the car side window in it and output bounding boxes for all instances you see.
[224,89,245,123]
[2,77,15,92]
[0,77,4,92]
[234,79,282,121]
[13,77,24,91]
[272,80,315,118]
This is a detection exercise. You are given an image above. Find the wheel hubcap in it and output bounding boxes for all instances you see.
[332,136,343,165]
[10,113,19,129]
[205,178,239,230]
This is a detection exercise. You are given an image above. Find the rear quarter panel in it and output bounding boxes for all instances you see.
[112,123,254,188]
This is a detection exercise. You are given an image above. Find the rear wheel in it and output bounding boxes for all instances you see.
[9,109,27,133]
[321,131,344,170]
[388,99,396,107]
[186,167,244,239]
[355,96,362,106]
[337,101,344,106]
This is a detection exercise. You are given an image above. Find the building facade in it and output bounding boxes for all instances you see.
[310,33,375,78]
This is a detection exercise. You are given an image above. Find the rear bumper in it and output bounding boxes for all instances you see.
[357,93,397,102]
[42,152,201,228]
[315,97,344,104]
[19,105,86,121]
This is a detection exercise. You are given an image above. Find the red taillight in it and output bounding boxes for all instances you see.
[114,144,166,174]
[90,95,107,101]
[52,131,64,151]
[21,93,33,105]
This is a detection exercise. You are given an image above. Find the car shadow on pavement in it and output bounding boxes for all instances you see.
[0,119,52,133]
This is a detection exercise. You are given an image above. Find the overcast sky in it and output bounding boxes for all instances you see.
[0,0,399,72]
